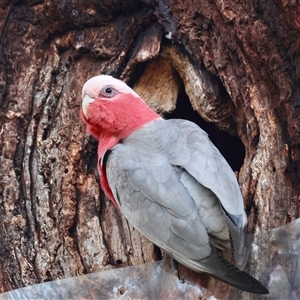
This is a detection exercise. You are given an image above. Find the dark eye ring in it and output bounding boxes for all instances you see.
[105,87,112,94]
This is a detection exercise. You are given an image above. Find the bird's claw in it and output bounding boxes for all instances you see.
[170,257,185,284]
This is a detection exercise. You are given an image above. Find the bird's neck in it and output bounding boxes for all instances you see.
[82,94,162,158]
[105,93,162,141]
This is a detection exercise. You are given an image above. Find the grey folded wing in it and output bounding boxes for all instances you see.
[105,141,212,261]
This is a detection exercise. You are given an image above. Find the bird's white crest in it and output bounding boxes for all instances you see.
[81,75,140,119]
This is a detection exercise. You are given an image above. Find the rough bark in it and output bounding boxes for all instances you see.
[0,0,299,299]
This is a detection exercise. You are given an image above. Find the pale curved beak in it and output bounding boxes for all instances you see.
[82,95,94,119]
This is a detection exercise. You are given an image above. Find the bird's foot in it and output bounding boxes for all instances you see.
[170,257,185,284]
[161,253,185,283]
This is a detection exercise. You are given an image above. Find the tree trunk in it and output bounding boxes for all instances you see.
[0,0,299,298]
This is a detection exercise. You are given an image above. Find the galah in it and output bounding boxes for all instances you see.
[80,75,269,294]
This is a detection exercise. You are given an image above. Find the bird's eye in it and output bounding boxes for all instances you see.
[100,86,115,98]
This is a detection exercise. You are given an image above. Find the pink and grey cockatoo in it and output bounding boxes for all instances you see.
[80,75,268,294]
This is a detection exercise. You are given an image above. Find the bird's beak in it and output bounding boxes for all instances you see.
[82,95,94,119]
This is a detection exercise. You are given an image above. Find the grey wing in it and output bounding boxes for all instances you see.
[120,119,248,268]
[105,142,213,262]
[166,119,248,268]
[167,119,246,221]
[122,119,246,223]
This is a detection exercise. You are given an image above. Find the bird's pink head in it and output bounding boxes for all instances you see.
[80,75,161,156]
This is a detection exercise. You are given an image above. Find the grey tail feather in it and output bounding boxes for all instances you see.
[206,251,269,294]
[223,212,249,270]
[175,249,269,294]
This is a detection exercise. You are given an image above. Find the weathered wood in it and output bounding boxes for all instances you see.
[0,259,217,300]
[0,0,299,298]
